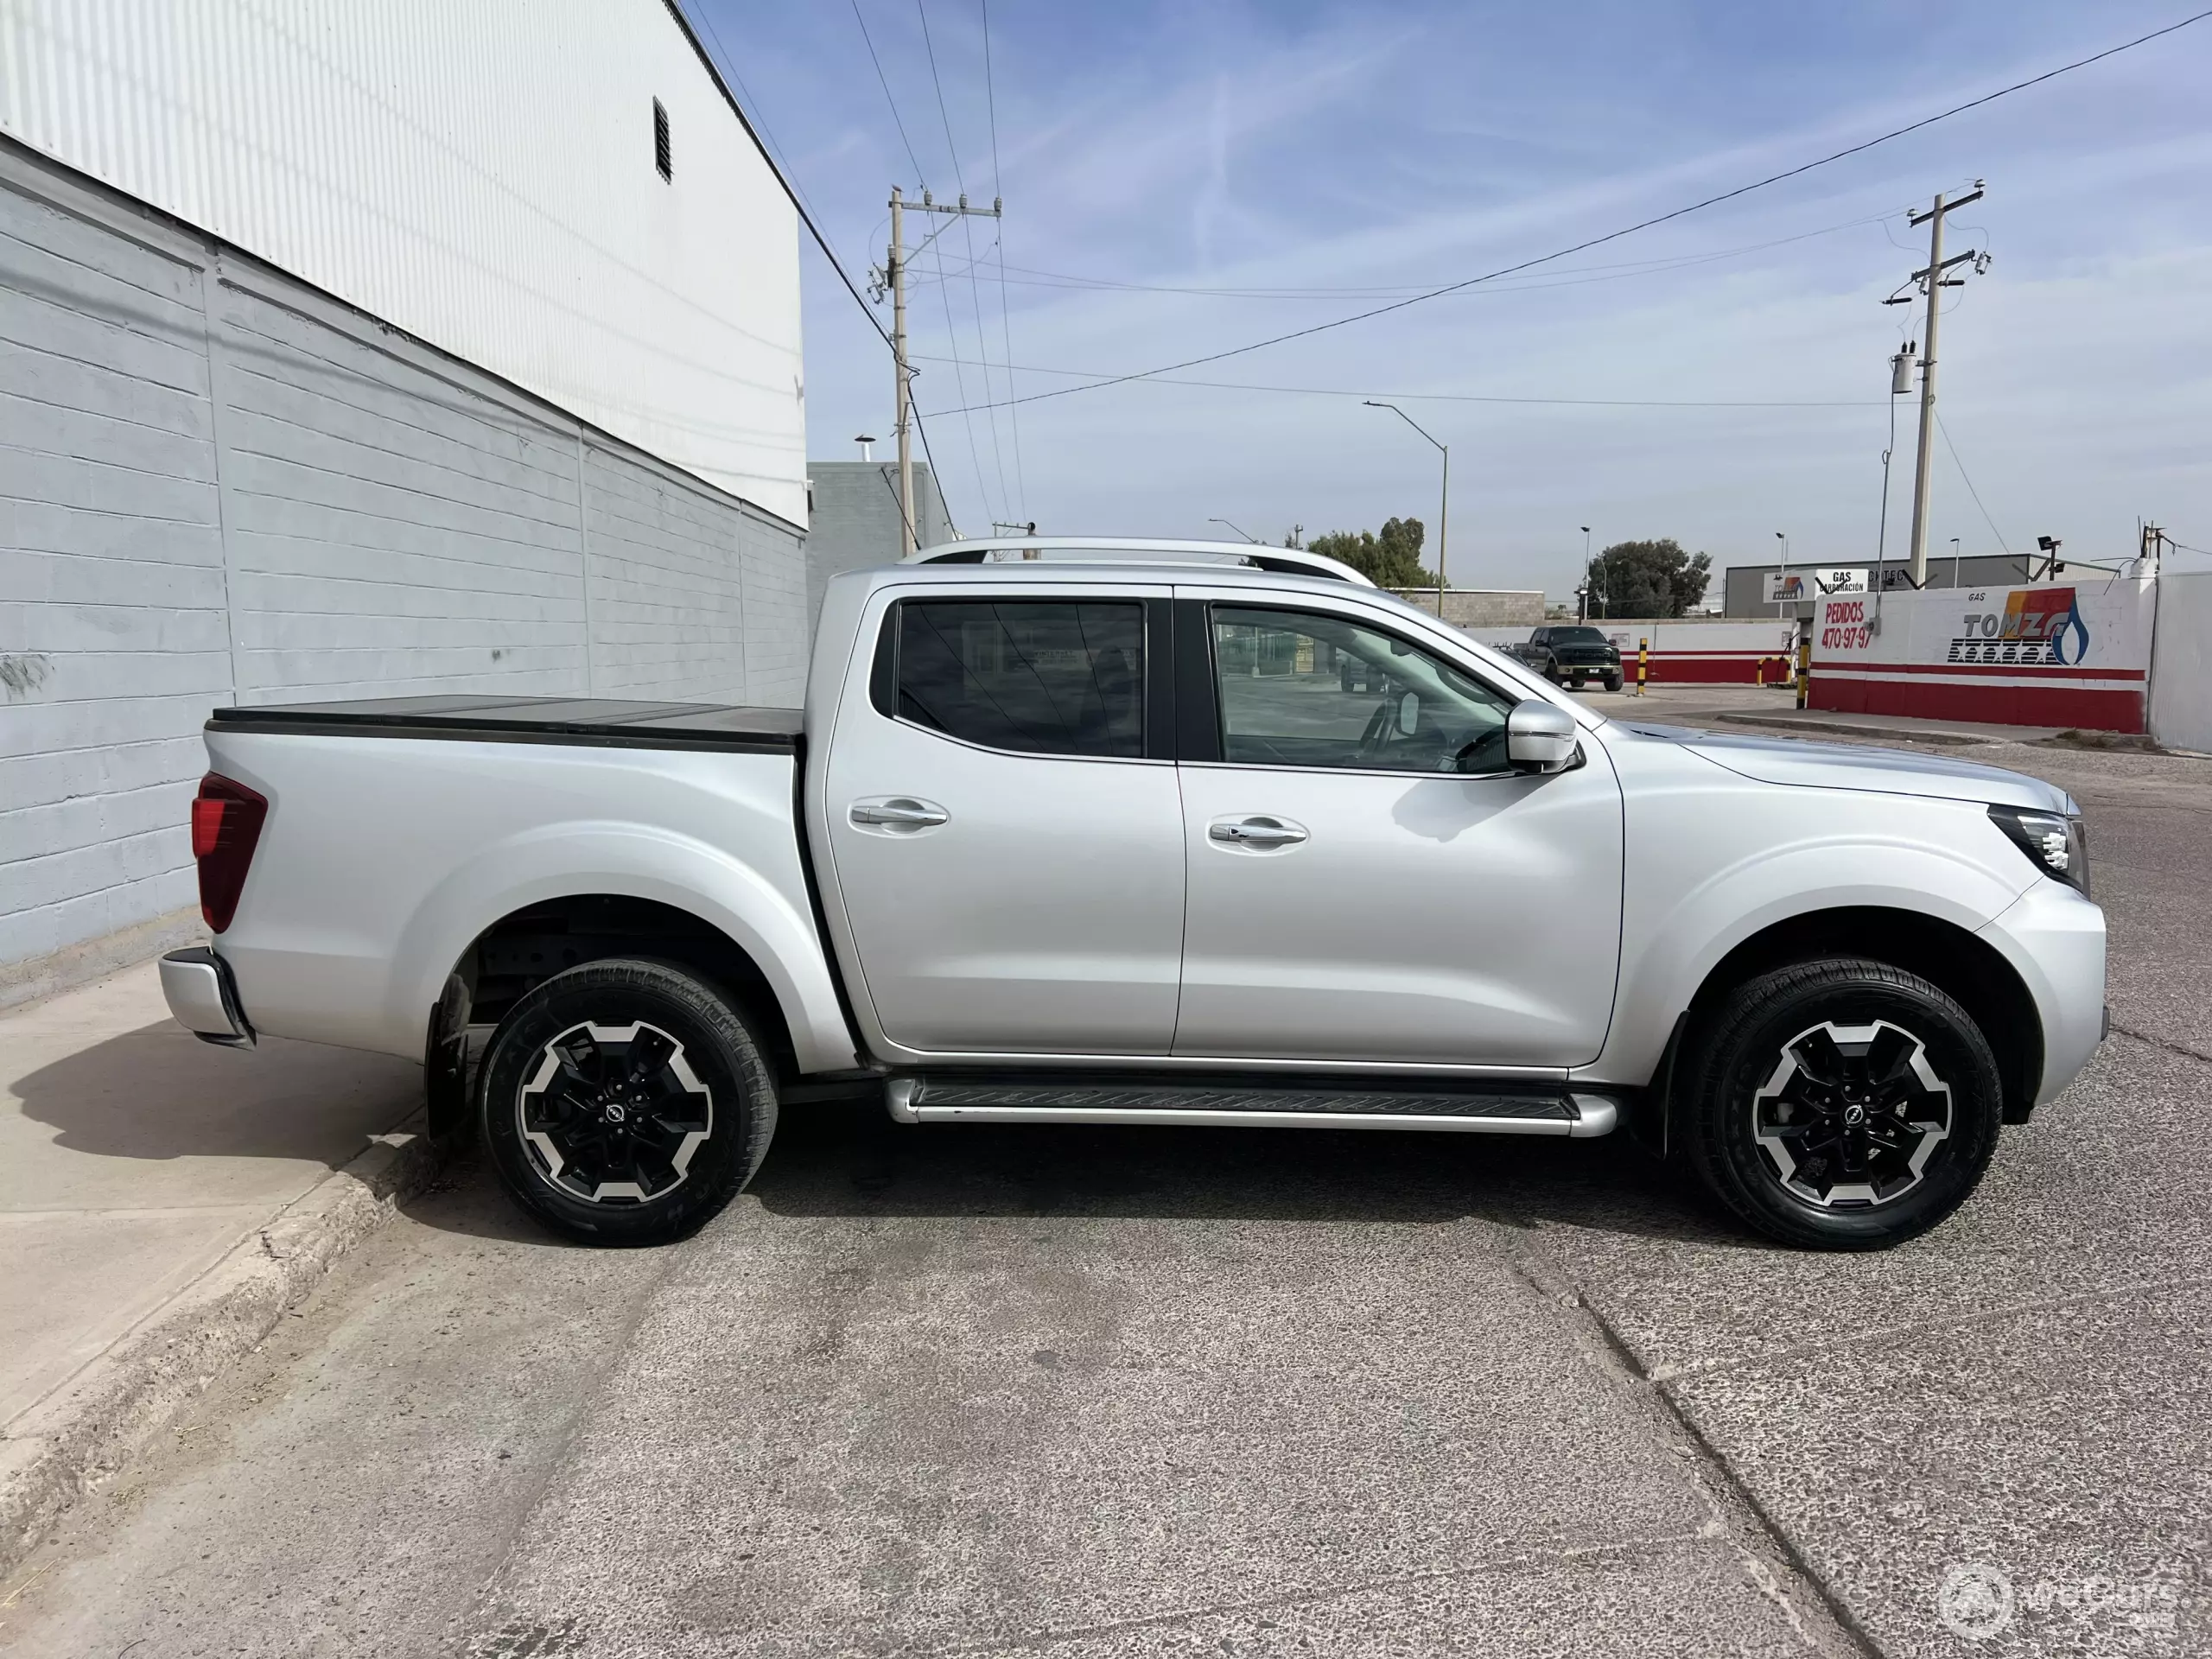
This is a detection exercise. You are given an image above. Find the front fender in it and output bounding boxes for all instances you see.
[1583,824,2034,1088]
[390,821,860,1074]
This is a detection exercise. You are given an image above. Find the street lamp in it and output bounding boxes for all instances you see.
[1364,401,1449,617]
[1208,517,1261,544]
[1950,536,1962,588]
[1580,525,1593,620]
[1775,531,1789,616]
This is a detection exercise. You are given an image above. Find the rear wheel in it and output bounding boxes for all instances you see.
[479,958,776,1244]
[1681,958,2002,1249]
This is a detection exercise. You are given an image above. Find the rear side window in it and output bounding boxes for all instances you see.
[892,600,1145,759]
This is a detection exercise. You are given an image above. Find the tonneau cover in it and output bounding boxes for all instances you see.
[209,696,803,752]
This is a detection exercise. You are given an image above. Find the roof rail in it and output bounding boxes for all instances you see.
[902,536,1375,587]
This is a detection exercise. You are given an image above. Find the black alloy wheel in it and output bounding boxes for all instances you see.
[1681,958,2003,1249]
[479,958,776,1244]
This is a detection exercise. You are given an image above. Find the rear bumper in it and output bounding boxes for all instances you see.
[159,947,256,1048]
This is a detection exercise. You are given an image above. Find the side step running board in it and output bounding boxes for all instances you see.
[884,1076,1618,1139]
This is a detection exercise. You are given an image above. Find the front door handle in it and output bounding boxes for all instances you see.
[1209,816,1308,848]
[851,798,950,829]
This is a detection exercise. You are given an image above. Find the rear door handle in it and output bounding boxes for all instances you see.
[1209,816,1308,847]
[850,798,950,829]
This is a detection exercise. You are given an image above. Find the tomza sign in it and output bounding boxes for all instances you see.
[1947,587,2094,667]
[1811,579,2152,733]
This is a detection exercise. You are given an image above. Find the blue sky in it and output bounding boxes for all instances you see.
[694,0,2212,597]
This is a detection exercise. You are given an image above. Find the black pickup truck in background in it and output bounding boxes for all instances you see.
[1508,626,1624,690]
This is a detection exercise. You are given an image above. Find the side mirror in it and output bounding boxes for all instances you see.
[1506,700,1578,774]
[1395,690,1421,736]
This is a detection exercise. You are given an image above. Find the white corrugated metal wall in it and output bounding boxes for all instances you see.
[0,0,805,524]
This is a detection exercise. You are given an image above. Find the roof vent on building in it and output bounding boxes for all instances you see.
[653,99,671,181]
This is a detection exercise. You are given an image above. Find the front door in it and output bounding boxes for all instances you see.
[820,588,1185,1058]
[1173,597,1624,1068]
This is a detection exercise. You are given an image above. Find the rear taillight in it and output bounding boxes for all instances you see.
[191,772,268,932]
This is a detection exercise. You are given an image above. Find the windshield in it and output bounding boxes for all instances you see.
[1550,626,1607,645]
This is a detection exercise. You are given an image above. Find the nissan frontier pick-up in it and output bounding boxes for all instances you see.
[161,537,2105,1249]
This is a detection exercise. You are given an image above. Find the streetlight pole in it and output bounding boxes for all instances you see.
[1364,401,1449,617]
[1775,531,1789,618]
[1580,525,1592,620]
[1208,517,1261,544]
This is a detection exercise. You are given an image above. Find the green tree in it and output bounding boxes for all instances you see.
[1306,517,1437,588]
[1589,538,1711,618]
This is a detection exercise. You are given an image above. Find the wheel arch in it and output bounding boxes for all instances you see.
[425,892,810,1138]
[1669,906,2043,1135]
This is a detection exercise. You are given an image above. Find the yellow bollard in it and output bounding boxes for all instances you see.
[1636,638,1649,696]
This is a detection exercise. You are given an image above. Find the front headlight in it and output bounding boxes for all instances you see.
[1987,805,2090,898]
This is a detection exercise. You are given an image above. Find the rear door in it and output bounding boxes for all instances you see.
[819,586,1185,1058]
[1172,593,1624,1068]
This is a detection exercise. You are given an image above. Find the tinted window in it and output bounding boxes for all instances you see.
[1211,606,1514,772]
[1548,626,1607,645]
[896,601,1145,758]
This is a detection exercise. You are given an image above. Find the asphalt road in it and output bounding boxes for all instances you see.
[4,717,2207,1658]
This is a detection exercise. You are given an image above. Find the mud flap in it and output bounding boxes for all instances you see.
[423,973,473,1140]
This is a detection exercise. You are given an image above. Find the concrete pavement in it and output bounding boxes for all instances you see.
[2,710,2207,1656]
[0,957,430,1570]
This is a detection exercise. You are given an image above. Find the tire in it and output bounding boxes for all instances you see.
[478,958,777,1245]
[1604,672,1624,693]
[1680,958,2002,1250]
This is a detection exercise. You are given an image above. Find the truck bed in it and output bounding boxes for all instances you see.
[209,696,803,753]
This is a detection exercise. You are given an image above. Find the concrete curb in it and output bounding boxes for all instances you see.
[0,1112,442,1579]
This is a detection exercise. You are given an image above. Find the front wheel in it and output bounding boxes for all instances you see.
[479,958,777,1244]
[1604,672,1624,693]
[1680,959,2002,1249]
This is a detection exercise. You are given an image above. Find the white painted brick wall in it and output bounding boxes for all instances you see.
[1,146,807,1001]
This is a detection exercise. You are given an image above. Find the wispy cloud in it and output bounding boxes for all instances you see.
[710,0,2212,590]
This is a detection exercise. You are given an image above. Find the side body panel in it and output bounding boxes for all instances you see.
[203,730,857,1071]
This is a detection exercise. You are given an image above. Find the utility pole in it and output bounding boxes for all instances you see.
[887,188,912,555]
[1889,185,1988,588]
[874,187,1001,558]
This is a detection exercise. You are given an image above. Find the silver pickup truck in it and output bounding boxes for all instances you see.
[162,537,2105,1250]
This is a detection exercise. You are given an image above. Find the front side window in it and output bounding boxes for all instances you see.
[1211,606,1515,772]
[895,600,1145,759]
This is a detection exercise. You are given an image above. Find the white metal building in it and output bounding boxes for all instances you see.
[1,0,811,1003]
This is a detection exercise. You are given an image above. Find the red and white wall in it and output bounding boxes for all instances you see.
[1470,620,1798,683]
[1811,580,2154,733]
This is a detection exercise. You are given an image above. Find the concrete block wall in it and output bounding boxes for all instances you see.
[0,143,806,1005]
[804,461,953,638]
[1389,589,1547,627]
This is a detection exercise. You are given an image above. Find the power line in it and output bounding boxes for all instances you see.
[912,353,1887,409]
[938,9,2212,416]
[915,0,1012,526]
[981,0,1027,520]
[917,213,1904,299]
[850,0,928,187]
[838,3,964,531]
[1935,410,2012,553]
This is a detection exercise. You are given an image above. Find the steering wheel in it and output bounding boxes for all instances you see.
[1452,725,1511,775]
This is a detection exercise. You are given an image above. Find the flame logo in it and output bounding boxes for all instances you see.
[2003,588,2091,664]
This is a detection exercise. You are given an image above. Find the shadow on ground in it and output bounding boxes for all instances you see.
[741,1098,1763,1246]
[10,1020,422,1168]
